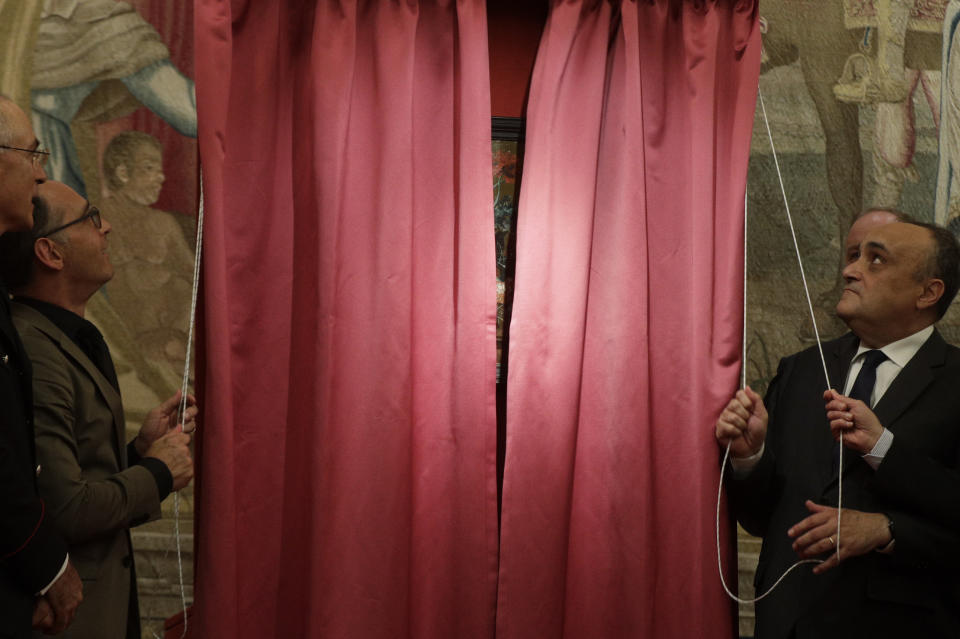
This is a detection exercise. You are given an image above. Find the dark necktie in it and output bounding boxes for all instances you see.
[75,322,120,393]
[833,349,887,475]
[848,349,887,406]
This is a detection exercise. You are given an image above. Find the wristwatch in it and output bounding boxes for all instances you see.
[878,514,895,553]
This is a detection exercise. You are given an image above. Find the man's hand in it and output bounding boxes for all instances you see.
[135,390,198,456]
[44,561,82,633]
[823,389,885,454]
[31,597,53,632]
[788,500,892,574]
[715,386,768,459]
[144,430,194,491]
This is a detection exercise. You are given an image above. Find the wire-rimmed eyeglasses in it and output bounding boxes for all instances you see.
[0,143,50,168]
[41,206,102,238]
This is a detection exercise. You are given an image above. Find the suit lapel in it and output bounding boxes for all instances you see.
[871,329,945,431]
[0,291,34,459]
[819,334,860,488]
[824,329,944,489]
[0,293,31,400]
[827,334,858,398]
[13,304,126,464]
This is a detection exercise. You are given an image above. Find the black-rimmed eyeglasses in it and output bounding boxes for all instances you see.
[0,144,50,168]
[41,207,102,238]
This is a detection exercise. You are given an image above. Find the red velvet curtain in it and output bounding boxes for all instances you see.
[496,2,761,637]
[192,1,498,637]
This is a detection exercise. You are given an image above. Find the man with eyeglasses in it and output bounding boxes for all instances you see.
[0,97,83,636]
[0,180,195,639]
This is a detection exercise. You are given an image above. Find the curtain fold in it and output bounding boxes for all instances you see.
[192,1,498,637]
[496,1,761,637]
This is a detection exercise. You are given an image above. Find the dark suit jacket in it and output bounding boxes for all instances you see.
[730,330,960,639]
[13,303,162,639]
[0,291,67,639]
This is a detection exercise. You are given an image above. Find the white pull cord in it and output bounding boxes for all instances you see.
[177,169,204,451]
[757,88,832,389]
[158,171,203,639]
[716,85,845,604]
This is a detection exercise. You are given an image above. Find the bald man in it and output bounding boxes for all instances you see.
[718,221,960,638]
[843,209,911,267]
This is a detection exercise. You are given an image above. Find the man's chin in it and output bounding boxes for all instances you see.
[13,211,35,231]
[835,303,853,322]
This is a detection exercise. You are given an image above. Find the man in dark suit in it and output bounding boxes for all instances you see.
[717,220,960,638]
[0,96,82,637]
[0,180,195,639]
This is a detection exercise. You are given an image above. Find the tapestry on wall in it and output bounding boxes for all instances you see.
[0,0,198,424]
[747,0,960,390]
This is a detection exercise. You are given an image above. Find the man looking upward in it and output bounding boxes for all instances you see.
[717,221,960,638]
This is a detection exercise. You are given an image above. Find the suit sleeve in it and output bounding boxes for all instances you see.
[871,435,960,568]
[727,357,789,538]
[25,331,162,546]
[873,436,960,529]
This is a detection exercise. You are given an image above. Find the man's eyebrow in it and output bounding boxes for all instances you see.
[864,240,888,253]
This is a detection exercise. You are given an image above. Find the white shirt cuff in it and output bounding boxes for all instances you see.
[37,553,69,596]
[729,443,765,478]
[862,429,894,470]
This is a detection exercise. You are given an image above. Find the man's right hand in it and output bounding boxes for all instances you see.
[44,560,82,634]
[715,386,768,459]
[144,430,194,491]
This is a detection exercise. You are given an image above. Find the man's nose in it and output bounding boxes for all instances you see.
[841,260,859,281]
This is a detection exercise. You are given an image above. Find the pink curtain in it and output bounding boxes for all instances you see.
[496,1,761,637]
[192,1,498,637]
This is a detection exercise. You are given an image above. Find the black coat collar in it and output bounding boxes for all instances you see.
[822,328,944,487]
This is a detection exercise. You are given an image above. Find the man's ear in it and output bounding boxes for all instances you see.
[115,164,129,186]
[917,278,945,312]
[33,237,66,271]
